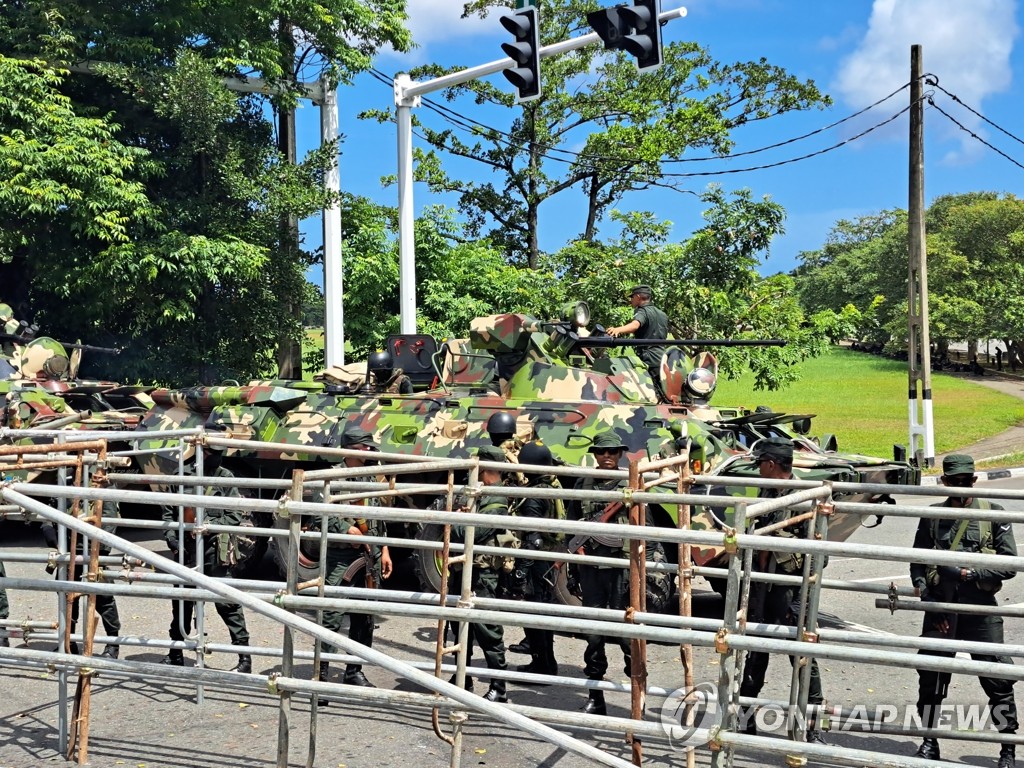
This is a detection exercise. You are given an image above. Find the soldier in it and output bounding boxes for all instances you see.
[0,560,8,647]
[448,445,511,703]
[368,350,414,395]
[567,432,633,716]
[42,473,122,658]
[508,441,562,680]
[739,437,826,744]
[910,454,1017,767]
[606,285,669,400]
[309,425,392,690]
[161,436,252,673]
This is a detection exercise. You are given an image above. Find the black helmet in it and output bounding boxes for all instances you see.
[486,412,517,444]
[368,350,393,374]
[518,441,553,468]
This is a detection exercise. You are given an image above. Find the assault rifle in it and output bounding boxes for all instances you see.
[566,500,625,555]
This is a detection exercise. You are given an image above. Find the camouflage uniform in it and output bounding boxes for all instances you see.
[306,491,385,681]
[373,369,413,395]
[910,455,1017,765]
[510,472,562,676]
[161,464,250,665]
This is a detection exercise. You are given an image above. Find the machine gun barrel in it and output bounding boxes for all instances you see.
[0,333,121,354]
[578,337,787,348]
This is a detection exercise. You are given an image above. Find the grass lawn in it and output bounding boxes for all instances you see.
[715,346,1024,459]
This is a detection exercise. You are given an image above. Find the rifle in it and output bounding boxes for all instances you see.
[566,500,625,555]
[0,332,121,355]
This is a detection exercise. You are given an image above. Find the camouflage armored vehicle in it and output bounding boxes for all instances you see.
[130,302,918,593]
[0,302,153,483]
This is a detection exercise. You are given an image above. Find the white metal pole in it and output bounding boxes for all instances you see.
[321,77,345,366]
[395,74,419,335]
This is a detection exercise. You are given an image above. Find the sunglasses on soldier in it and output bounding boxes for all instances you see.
[593,448,622,456]
[943,474,974,487]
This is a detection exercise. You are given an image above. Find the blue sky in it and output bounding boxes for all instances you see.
[296,0,1023,283]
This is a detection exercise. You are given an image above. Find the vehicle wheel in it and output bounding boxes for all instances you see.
[413,522,447,594]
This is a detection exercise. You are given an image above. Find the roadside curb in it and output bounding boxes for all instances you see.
[920,466,1024,486]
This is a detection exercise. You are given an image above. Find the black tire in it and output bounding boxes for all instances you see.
[413,522,447,594]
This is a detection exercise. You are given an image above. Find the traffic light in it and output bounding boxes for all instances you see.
[500,7,541,103]
[587,0,663,72]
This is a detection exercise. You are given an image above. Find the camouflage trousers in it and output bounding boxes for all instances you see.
[321,553,375,668]
[0,560,8,620]
[168,563,249,648]
[448,567,507,674]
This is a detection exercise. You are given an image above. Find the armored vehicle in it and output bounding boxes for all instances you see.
[130,303,918,592]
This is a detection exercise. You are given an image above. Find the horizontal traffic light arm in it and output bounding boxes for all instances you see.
[397,5,685,102]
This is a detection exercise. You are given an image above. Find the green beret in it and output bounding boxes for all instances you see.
[942,454,975,477]
[752,437,794,464]
[629,285,653,298]
[340,425,378,449]
[476,445,507,463]
[589,432,628,453]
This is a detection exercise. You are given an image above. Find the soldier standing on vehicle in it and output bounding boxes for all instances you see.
[567,431,633,716]
[448,445,511,703]
[739,437,826,744]
[910,454,1017,767]
[308,425,392,691]
[42,472,122,659]
[368,350,414,395]
[606,285,669,400]
[509,441,562,681]
[161,435,252,673]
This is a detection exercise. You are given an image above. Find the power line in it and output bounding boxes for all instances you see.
[927,77,1024,150]
[369,66,912,168]
[927,97,1024,171]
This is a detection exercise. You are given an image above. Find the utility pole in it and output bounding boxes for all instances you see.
[392,4,686,334]
[907,44,934,467]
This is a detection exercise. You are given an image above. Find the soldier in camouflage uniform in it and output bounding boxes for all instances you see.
[606,285,669,401]
[161,439,251,673]
[309,425,392,690]
[42,473,122,658]
[911,454,1017,768]
[567,432,633,716]
[368,350,413,395]
[448,445,511,703]
[739,437,826,743]
[508,441,561,680]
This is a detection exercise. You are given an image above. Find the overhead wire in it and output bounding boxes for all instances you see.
[926,76,1024,150]
[927,97,1024,171]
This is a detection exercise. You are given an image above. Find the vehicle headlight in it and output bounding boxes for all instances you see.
[561,301,591,329]
[684,367,717,397]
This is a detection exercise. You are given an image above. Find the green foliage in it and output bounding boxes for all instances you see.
[794,193,1024,366]
[381,0,829,267]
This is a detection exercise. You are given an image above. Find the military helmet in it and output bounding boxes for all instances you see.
[368,350,393,374]
[486,412,517,441]
[519,441,553,467]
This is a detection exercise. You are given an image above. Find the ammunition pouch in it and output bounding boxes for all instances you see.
[771,531,804,574]
[216,532,236,568]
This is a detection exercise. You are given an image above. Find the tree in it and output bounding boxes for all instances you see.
[0,2,410,384]
[381,0,829,268]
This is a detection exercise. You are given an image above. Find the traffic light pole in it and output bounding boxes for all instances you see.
[392,5,687,334]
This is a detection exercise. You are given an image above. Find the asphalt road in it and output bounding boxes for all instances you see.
[1,476,1023,768]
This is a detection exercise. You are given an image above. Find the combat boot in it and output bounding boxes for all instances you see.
[0,636,9,648]
[100,645,119,660]
[482,680,507,703]
[508,637,531,655]
[317,662,330,682]
[914,738,941,760]
[230,654,252,674]
[998,743,1016,768]
[583,690,606,716]
[343,667,375,687]
[516,660,558,686]
[448,673,474,692]
[161,650,184,666]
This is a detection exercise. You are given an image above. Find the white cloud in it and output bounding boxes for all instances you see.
[834,0,1019,155]
[402,0,496,49]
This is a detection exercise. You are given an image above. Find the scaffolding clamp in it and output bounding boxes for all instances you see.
[801,630,819,644]
[887,582,899,614]
[622,487,634,505]
[714,627,730,653]
[707,724,722,751]
[266,671,280,695]
[723,527,738,554]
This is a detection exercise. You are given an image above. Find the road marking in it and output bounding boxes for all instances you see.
[851,574,911,583]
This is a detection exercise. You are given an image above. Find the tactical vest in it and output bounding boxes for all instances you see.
[926,501,1001,593]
